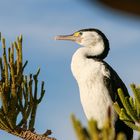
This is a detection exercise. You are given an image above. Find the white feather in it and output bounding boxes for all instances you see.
[71,45,117,128]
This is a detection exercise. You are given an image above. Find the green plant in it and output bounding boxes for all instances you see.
[71,114,126,140]
[114,85,140,131]
[0,33,55,140]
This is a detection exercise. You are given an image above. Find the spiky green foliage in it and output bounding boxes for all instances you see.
[0,33,55,140]
[113,85,140,131]
[71,114,126,140]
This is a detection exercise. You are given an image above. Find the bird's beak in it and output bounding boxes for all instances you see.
[55,34,76,42]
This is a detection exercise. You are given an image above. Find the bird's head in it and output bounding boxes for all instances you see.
[55,28,110,59]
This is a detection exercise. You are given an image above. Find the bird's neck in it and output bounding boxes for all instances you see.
[74,42,109,61]
[71,42,108,83]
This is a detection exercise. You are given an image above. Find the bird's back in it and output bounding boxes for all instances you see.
[102,61,133,139]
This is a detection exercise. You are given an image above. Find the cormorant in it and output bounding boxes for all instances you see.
[55,28,133,139]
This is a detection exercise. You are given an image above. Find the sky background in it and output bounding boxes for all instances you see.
[0,0,140,140]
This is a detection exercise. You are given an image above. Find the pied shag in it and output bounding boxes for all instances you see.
[55,28,133,139]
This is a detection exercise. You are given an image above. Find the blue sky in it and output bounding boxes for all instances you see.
[0,0,140,140]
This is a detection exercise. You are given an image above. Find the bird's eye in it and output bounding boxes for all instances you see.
[79,32,83,35]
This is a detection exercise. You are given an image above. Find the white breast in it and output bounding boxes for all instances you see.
[71,48,117,128]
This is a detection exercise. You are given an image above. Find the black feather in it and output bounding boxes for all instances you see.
[103,61,133,140]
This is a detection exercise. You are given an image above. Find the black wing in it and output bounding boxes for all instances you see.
[103,61,133,139]
[102,61,130,107]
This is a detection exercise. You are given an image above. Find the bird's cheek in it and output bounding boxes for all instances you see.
[76,37,83,44]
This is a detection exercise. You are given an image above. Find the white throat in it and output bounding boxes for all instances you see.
[79,40,105,57]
